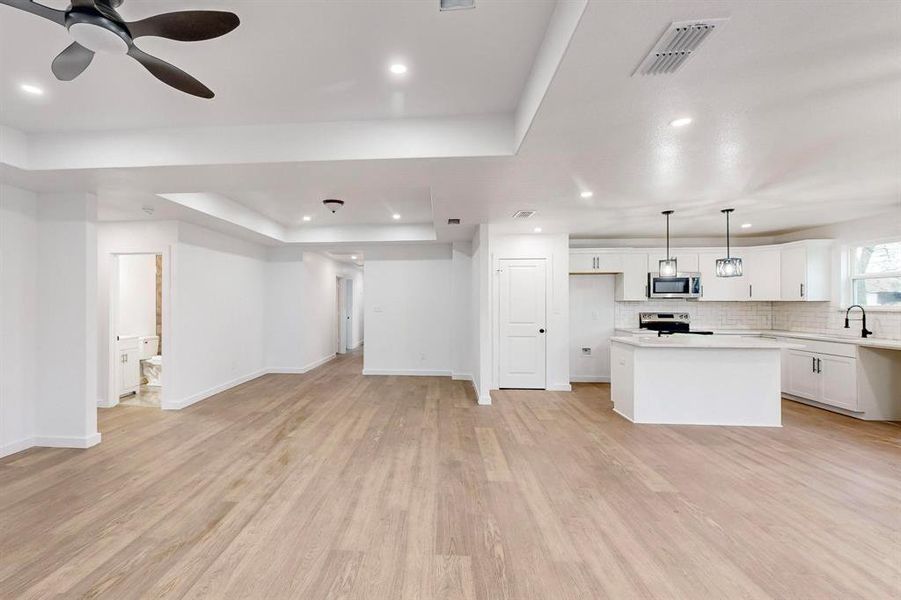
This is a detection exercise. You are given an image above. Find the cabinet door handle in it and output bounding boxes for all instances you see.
[749,284,753,298]
[800,283,805,298]
[812,357,816,373]
[816,358,821,373]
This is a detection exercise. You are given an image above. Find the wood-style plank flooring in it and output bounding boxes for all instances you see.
[2,350,899,599]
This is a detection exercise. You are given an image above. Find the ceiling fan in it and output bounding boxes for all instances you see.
[0,0,240,98]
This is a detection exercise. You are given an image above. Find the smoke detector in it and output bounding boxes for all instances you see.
[322,199,345,213]
[512,210,536,219]
[633,18,728,76]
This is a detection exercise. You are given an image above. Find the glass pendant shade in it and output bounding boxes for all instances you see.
[659,258,678,277]
[715,257,743,277]
[716,208,743,278]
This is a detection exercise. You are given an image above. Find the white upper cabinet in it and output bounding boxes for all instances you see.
[570,240,830,303]
[698,249,746,301]
[779,241,831,301]
[615,253,649,301]
[745,247,781,301]
[647,252,699,273]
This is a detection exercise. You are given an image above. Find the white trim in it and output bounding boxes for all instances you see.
[452,372,473,381]
[569,376,610,383]
[32,432,102,449]
[362,369,453,377]
[477,390,492,405]
[97,396,119,408]
[347,339,364,351]
[162,369,267,410]
[267,353,337,375]
[548,383,573,391]
[1,437,36,458]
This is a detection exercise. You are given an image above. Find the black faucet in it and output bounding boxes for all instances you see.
[844,305,873,338]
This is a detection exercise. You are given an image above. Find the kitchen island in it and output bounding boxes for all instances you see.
[610,335,799,426]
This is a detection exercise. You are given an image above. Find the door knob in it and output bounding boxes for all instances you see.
[539,328,546,333]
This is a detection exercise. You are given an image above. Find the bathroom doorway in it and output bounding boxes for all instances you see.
[111,253,164,408]
[336,277,348,354]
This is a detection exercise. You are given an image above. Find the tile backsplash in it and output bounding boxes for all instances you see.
[616,300,773,331]
[616,300,901,340]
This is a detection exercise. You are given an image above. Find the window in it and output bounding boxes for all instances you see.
[850,240,901,308]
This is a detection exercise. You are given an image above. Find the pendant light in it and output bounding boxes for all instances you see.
[716,208,743,277]
[659,210,678,277]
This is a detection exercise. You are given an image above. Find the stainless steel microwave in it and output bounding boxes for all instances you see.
[647,272,702,299]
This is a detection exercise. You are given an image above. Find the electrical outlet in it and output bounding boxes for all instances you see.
[582,347,591,355]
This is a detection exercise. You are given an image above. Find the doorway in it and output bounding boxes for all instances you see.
[336,277,347,354]
[109,253,165,408]
[344,279,354,351]
[498,258,547,389]
[569,274,615,382]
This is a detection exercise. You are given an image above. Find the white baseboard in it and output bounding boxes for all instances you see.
[569,376,610,383]
[267,353,336,375]
[1,436,35,458]
[548,383,573,392]
[97,396,119,408]
[347,339,364,351]
[162,369,267,411]
[33,432,102,449]
[477,391,492,405]
[452,372,473,381]
[362,368,453,377]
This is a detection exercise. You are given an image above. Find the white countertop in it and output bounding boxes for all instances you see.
[614,328,901,351]
[610,335,799,349]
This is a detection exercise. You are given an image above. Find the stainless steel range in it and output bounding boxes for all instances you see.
[638,312,713,336]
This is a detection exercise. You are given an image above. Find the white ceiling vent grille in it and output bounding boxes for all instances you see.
[512,210,536,219]
[633,18,728,76]
[440,0,475,11]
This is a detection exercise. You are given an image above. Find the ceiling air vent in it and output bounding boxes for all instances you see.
[512,210,536,219]
[633,18,728,76]
[440,0,475,11]
[447,218,461,225]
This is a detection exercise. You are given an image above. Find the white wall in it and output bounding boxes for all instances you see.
[569,274,615,382]
[0,185,38,456]
[117,254,157,338]
[167,224,267,408]
[363,247,453,375]
[36,194,99,448]
[490,232,570,392]
[451,242,473,380]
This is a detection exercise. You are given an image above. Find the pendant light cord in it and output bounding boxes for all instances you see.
[726,210,730,259]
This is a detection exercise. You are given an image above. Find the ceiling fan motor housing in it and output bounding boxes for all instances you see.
[66,10,130,54]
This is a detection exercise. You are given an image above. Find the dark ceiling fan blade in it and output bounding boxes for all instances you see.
[126,45,214,99]
[127,11,240,41]
[51,42,95,81]
[0,0,65,25]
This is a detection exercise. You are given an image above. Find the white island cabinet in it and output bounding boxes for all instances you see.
[610,335,798,426]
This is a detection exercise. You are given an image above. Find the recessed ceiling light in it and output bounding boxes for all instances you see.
[741,223,752,229]
[580,191,593,199]
[392,213,401,220]
[389,64,408,75]
[302,215,311,222]
[670,117,693,128]
[20,83,43,96]
[351,255,358,260]
[533,227,542,233]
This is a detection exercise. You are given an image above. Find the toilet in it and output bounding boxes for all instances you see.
[138,335,162,387]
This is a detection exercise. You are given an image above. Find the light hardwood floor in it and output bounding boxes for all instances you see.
[1,350,899,599]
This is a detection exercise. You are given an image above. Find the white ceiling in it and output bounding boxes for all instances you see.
[1,0,899,243]
[0,0,555,132]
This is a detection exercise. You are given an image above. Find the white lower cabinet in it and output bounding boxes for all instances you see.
[784,347,859,412]
[118,337,141,397]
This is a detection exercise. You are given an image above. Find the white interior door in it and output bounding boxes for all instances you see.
[345,279,353,350]
[569,274,615,382]
[499,259,547,389]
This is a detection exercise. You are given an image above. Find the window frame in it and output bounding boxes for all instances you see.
[847,237,901,311]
